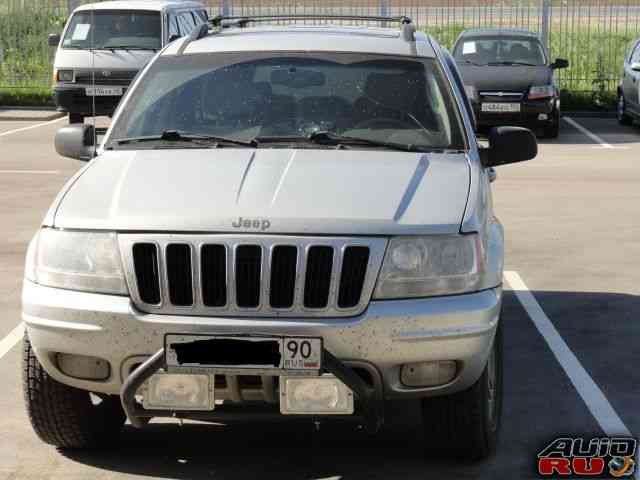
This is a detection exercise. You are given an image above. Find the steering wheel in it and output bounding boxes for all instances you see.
[353,118,409,130]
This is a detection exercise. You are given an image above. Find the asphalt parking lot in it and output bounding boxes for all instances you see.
[0,116,637,479]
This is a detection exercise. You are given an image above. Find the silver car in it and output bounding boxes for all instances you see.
[23,15,537,459]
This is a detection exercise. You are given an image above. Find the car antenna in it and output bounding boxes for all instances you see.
[90,8,97,148]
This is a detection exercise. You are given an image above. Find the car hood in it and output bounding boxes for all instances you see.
[457,64,552,92]
[54,48,155,71]
[52,149,471,235]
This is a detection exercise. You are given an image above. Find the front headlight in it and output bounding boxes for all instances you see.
[56,69,74,82]
[528,84,555,100]
[26,229,127,295]
[464,84,477,100]
[373,235,484,299]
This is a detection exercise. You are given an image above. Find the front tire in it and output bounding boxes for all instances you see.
[543,109,561,138]
[22,334,125,449]
[617,94,633,126]
[421,319,503,460]
[68,113,84,124]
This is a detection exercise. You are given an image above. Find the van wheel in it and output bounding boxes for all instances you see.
[421,320,503,460]
[617,94,633,126]
[68,113,84,124]
[22,333,125,449]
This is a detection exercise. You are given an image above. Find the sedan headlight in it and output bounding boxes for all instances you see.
[374,235,484,299]
[25,229,127,294]
[528,84,555,100]
[56,69,74,82]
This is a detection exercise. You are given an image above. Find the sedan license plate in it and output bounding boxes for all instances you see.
[85,86,123,96]
[481,102,521,113]
[165,334,322,375]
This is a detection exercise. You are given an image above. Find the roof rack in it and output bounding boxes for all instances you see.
[209,14,416,41]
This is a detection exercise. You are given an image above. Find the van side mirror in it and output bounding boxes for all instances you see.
[551,58,569,69]
[480,126,537,167]
[55,125,96,161]
[48,33,61,47]
[168,34,182,43]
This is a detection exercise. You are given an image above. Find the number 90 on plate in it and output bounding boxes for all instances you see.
[283,337,322,370]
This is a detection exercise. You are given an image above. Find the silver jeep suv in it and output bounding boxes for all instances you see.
[23,15,537,459]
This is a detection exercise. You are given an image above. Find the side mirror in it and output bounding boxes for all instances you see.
[54,125,96,161]
[551,58,569,69]
[480,126,537,167]
[168,34,182,43]
[48,33,61,47]
[631,62,640,72]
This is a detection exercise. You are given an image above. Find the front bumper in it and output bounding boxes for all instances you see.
[473,97,559,128]
[53,84,125,116]
[23,280,501,401]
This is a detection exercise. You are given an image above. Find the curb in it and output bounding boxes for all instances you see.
[0,109,65,121]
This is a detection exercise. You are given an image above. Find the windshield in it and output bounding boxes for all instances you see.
[62,10,161,50]
[108,52,466,151]
[453,36,546,66]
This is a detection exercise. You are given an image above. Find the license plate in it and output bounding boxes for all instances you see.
[165,334,322,375]
[85,86,123,96]
[481,102,521,113]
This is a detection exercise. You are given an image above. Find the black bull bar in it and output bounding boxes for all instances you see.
[120,348,385,433]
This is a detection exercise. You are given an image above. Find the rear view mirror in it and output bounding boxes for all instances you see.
[271,68,326,89]
[552,58,569,69]
[480,126,537,167]
[54,125,96,162]
[631,62,640,72]
[48,33,61,47]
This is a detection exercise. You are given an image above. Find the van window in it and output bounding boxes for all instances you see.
[167,13,180,39]
[176,12,196,35]
[195,10,208,22]
[62,10,161,50]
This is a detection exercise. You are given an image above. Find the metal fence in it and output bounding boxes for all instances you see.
[1,0,640,96]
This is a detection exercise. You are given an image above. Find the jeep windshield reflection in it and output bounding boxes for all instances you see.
[107,52,466,151]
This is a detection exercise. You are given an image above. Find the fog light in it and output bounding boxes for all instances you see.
[57,353,110,380]
[143,372,214,410]
[401,361,457,387]
[280,375,354,415]
[538,113,549,121]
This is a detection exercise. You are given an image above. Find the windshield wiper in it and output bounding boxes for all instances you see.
[487,61,537,66]
[113,130,257,147]
[254,131,433,152]
[459,60,484,66]
[100,46,158,51]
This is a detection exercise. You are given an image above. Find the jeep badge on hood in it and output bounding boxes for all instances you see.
[232,217,271,231]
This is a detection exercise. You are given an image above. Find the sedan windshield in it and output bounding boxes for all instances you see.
[453,36,546,66]
[62,10,161,50]
[107,52,466,151]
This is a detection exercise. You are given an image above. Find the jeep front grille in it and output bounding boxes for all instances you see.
[119,234,387,317]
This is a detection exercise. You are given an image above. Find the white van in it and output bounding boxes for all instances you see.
[48,0,207,123]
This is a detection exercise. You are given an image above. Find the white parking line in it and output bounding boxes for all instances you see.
[504,271,634,441]
[0,116,65,138]
[563,117,615,149]
[0,322,23,359]
[0,170,61,175]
